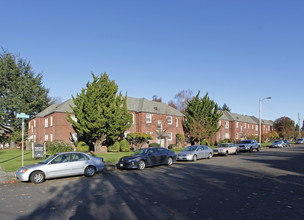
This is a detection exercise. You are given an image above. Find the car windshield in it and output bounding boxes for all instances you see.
[39,154,58,164]
[216,144,229,148]
[240,140,251,144]
[183,146,198,151]
[273,140,281,143]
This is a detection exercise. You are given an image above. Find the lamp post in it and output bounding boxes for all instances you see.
[259,97,271,144]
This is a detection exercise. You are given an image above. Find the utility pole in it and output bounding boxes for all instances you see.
[299,113,301,137]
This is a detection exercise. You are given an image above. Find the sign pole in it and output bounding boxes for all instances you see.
[17,113,29,167]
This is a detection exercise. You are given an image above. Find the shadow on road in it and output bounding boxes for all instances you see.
[16,147,304,220]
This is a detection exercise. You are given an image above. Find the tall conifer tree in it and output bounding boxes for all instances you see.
[184,91,222,144]
[67,73,132,151]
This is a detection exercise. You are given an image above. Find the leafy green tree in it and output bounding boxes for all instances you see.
[184,91,222,145]
[273,117,295,139]
[219,103,231,112]
[67,73,132,151]
[126,132,152,150]
[0,49,50,136]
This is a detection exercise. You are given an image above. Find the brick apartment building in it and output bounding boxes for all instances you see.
[214,111,273,143]
[28,98,273,148]
[28,97,185,148]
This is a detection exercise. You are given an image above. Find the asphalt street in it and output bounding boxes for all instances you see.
[0,145,303,220]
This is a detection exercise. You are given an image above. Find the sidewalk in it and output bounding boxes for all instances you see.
[0,167,15,184]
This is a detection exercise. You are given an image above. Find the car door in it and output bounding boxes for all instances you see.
[45,154,72,178]
[146,148,158,166]
[197,146,204,159]
[70,153,90,175]
[202,146,209,158]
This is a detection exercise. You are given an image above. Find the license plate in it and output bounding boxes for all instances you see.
[120,164,123,167]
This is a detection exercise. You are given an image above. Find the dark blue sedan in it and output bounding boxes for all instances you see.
[117,147,177,170]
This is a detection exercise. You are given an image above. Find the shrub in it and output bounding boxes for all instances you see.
[76,141,90,152]
[168,144,177,149]
[120,139,130,152]
[201,139,209,146]
[46,141,73,155]
[176,133,185,143]
[149,143,160,148]
[108,141,120,152]
[209,142,214,147]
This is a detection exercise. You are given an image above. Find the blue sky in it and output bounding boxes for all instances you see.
[1,0,303,124]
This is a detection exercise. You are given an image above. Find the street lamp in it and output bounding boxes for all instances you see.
[259,97,271,144]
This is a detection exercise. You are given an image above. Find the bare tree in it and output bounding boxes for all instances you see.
[174,89,193,113]
[152,95,162,102]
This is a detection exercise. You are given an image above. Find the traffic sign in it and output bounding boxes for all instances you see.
[17,113,30,119]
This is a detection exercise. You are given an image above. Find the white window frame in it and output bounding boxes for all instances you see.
[34,135,36,143]
[158,120,162,130]
[236,122,239,128]
[50,134,53,142]
[45,134,48,141]
[168,132,172,141]
[244,123,246,128]
[225,133,229,139]
[34,120,36,128]
[225,121,229,129]
[45,118,48,128]
[236,133,239,139]
[176,118,178,127]
[219,121,222,126]
[256,125,258,131]
[146,114,152,123]
[132,113,135,124]
[168,116,172,125]
[50,116,53,126]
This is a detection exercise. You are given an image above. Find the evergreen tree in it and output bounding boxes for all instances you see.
[219,103,231,112]
[0,49,50,136]
[184,91,222,145]
[67,73,132,151]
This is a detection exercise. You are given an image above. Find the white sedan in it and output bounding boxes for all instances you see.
[15,152,104,184]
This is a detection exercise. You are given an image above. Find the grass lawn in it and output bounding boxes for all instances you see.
[94,152,132,163]
[0,149,43,172]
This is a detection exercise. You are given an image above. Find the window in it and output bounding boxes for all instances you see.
[50,134,53,142]
[168,116,172,125]
[236,122,239,128]
[244,123,246,128]
[219,133,221,140]
[50,116,53,126]
[225,122,229,129]
[241,126,243,132]
[219,121,222,126]
[255,125,258,131]
[34,135,36,143]
[31,125,33,133]
[45,134,48,141]
[146,114,152,123]
[236,133,239,139]
[168,132,172,141]
[132,113,135,124]
[158,120,162,130]
[124,132,129,138]
[45,118,48,128]
[34,120,36,128]
[176,118,178,127]
[225,133,229,139]
[71,116,77,122]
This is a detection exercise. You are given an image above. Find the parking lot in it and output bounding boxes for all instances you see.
[1,145,304,220]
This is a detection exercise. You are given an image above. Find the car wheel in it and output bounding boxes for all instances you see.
[225,151,228,156]
[249,147,253,152]
[208,153,212,159]
[193,155,197,162]
[167,157,173,166]
[84,166,96,177]
[257,147,261,152]
[30,171,45,184]
[138,160,145,170]
[234,150,238,155]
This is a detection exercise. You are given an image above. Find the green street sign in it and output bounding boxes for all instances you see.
[17,113,30,119]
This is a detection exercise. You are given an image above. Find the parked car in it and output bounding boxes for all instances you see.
[15,152,105,184]
[213,143,239,156]
[238,139,261,152]
[295,138,304,144]
[284,140,291,147]
[271,140,286,148]
[177,145,213,161]
[117,147,176,170]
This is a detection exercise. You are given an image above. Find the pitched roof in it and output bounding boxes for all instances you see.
[220,111,273,125]
[35,97,184,118]
[127,97,184,117]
